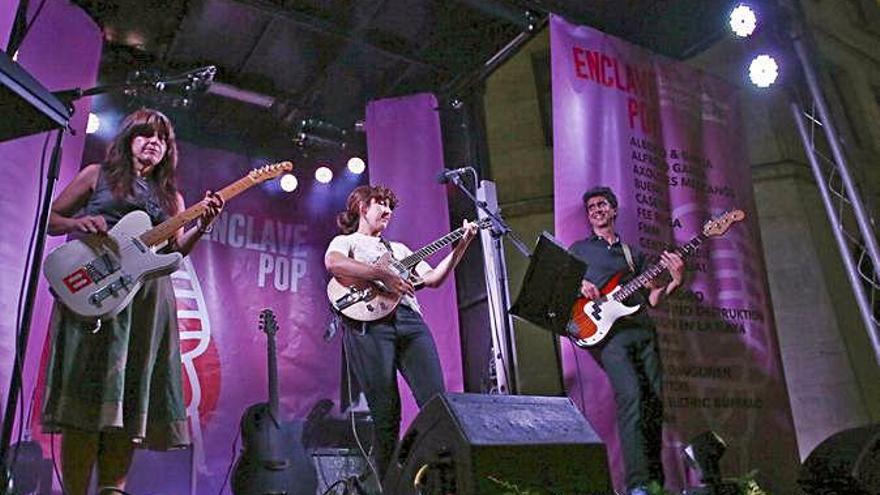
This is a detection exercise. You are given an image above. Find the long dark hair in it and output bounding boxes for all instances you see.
[102,108,179,215]
[336,185,399,234]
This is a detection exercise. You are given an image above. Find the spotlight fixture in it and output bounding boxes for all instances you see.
[293,116,350,150]
[280,173,298,192]
[729,4,757,38]
[748,54,779,88]
[86,113,101,134]
[347,157,366,174]
[293,132,347,150]
[315,166,333,184]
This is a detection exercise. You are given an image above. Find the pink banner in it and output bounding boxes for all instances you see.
[24,142,350,494]
[0,0,101,463]
[550,16,798,492]
[365,93,464,430]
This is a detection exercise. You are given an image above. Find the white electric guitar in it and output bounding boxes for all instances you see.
[43,161,292,320]
[568,209,745,347]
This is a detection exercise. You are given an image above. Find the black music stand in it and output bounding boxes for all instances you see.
[510,233,586,336]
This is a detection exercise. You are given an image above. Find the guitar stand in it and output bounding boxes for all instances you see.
[509,232,587,337]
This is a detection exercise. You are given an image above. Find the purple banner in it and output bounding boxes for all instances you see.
[0,0,101,455]
[365,93,463,430]
[27,141,348,494]
[550,16,798,492]
[1,0,15,50]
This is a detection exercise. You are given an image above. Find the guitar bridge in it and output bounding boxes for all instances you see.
[88,275,134,307]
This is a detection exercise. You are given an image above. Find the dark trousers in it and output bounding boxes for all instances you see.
[599,326,664,490]
[342,305,445,480]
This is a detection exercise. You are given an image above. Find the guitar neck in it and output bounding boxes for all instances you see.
[139,174,259,247]
[398,225,469,269]
[614,234,705,301]
[267,332,279,419]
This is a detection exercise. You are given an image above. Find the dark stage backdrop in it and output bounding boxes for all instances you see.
[549,16,799,493]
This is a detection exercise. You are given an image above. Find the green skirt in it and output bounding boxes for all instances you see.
[41,276,190,450]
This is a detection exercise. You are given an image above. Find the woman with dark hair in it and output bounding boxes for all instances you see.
[324,184,477,484]
[41,108,223,495]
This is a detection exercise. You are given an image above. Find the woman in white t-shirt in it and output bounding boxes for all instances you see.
[324,184,477,483]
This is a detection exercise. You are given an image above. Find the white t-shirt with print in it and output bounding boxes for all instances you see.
[325,232,433,313]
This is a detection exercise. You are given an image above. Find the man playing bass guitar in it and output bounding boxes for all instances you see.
[324,185,477,485]
[568,186,684,495]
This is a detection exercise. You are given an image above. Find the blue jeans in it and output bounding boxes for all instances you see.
[342,305,445,479]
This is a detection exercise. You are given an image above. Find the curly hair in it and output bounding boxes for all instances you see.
[336,185,399,234]
[102,108,179,216]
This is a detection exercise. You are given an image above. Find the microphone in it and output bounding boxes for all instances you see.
[436,167,470,184]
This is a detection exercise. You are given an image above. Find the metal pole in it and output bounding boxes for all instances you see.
[788,29,880,278]
[476,181,519,394]
[790,100,880,366]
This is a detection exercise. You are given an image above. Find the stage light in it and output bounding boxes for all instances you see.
[86,113,101,134]
[347,157,366,174]
[729,4,757,38]
[315,166,333,184]
[280,173,298,192]
[748,54,778,88]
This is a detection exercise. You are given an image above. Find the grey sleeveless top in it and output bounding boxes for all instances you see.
[80,167,170,230]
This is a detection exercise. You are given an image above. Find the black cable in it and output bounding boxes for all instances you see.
[318,478,347,495]
[216,428,240,495]
[10,131,52,472]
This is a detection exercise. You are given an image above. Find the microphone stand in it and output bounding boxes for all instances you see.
[0,67,215,495]
[447,167,530,394]
[0,126,65,495]
[449,168,530,257]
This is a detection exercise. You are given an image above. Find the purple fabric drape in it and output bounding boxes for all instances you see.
[0,0,101,454]
[365,93,463,430]
[1,0,16,49]
[550,15,798,492]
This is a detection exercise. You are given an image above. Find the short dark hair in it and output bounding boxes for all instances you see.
[582,186,618,209]
[336,185,399,234]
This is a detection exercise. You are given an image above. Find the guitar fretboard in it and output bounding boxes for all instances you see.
[612,234,705,302]
[398,226,470,269]
[140,174,260,247]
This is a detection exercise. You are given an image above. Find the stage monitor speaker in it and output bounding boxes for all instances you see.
[0,50,70,141]
[798,423,880,495]
[383,393,611,495]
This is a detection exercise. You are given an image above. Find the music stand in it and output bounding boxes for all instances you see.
[510,233,586,336]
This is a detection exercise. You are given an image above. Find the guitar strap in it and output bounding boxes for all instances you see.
[379,237,395,258]
[621,242,636,273]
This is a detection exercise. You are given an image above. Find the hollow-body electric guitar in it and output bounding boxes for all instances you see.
[43,162,292,319]
[568,209,745,348]
[327,218,491,322]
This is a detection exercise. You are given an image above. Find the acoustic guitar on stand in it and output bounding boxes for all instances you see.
[327,218,492,322]
[43,162,292,321]
[568,209,746,348]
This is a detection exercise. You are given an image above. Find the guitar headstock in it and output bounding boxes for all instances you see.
[259,308,278,337]
[702,209,746,237]
[248,161,293,183]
